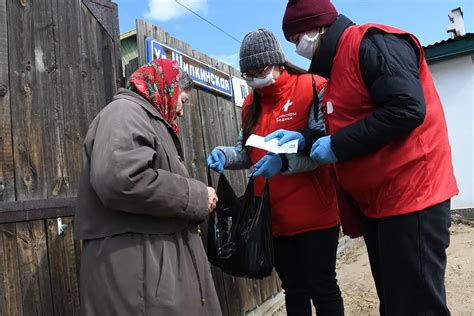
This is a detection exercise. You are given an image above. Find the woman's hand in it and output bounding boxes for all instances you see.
[310,136,338,164]
[207,187,218,213]
[251,153,283,179]
[207,149,226,173]
[264,129,306,150]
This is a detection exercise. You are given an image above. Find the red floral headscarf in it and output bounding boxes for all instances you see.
[127,59,181,133]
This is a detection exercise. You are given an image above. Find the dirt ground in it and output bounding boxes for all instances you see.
[273,222,474,315]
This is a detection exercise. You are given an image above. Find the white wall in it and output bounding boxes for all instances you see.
[429,55,474,209]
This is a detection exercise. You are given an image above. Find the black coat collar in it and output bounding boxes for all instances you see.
[308,15,354,78]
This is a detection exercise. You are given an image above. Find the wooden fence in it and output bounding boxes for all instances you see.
[0,0,121,315]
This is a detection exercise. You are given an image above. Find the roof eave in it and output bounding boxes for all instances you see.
[120,29,137,41]
[424,35,474,64]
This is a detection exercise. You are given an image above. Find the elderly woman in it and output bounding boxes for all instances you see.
[75,59,221,315]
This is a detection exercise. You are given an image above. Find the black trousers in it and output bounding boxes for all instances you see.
[274,225,344,316]
[363,200,451,316]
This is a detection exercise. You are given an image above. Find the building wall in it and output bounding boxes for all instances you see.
[121,31,138,77]
[429,55,474,209]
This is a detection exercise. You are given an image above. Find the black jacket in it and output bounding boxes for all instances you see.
[302,15,426,161]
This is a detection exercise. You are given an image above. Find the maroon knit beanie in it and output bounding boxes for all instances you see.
[282,0,338,41]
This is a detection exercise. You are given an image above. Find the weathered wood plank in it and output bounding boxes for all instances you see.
[227,66,246,134]
[15,220,53,315]
[90,6,109,112]
[215,95,247,196]
[228,78,247,194]
[99,19,118,104]
[55,0,87,196]
[172,38,206,183]
[53,0,90,196]
[177,91,208,182]
[57,0,121,197]
[8,0,48,201]
[194,58,226,188]
[7,0,72,201]
[35,0,71,200]
[47,216,80,315]
[80,2,107,123]
[0,224,22,316]
[259,270,280,302]
[236,276,262,313]
[82,0,116,40]
[136,19,170,65]
[110,2,124,88]
[136,19,148,65]
[41,0,70,200]
[0,0,15,203]
[124,57,139,81]
[74,239,83,296]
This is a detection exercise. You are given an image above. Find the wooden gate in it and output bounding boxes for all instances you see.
[0,0,121,315]
[0,2,281,314]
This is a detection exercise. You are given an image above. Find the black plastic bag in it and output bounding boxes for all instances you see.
[207,173,274,279]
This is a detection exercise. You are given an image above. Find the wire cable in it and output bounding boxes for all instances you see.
[175,0,241,43]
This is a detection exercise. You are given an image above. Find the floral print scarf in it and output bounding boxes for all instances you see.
[127,59,181,133]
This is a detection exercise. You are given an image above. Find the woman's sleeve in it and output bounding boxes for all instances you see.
[216,129,252,170]
[89,103,209,221]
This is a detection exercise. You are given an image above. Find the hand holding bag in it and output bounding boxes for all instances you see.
[207,173,274,279]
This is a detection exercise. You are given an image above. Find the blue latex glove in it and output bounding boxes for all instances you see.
[264,129,306,151]
[251,153,282,179]
[207,149,226,173]
[310,136,338,164]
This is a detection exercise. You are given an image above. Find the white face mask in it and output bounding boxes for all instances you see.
[246,66,275,89]
[295,32,322,60]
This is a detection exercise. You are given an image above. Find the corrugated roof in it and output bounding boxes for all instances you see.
[120,29,136,41]
[424,33,474,49]
[424,33,474,64]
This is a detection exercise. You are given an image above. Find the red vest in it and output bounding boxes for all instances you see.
[243,71,340,236]
[323,24,458,218]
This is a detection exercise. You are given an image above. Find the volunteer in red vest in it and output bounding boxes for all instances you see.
[207,29,344,315]
[267,1,459,315]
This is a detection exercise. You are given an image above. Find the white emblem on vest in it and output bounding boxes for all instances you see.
[327,101,334,114]
[283,99,293,112]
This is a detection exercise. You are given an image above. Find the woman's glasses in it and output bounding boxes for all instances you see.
[241,66,270,80]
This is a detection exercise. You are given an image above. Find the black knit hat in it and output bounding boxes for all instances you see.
[239,28,287,73]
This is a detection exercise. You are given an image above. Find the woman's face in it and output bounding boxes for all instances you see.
[175,89,190,117]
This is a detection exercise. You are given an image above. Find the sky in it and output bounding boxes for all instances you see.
[115,0,474,70]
